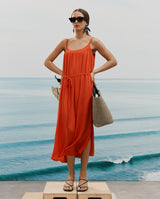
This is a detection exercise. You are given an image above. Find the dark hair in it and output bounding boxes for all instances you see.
[72,8,90,35]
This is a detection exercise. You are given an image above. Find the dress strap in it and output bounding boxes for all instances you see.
[88,37,94,45]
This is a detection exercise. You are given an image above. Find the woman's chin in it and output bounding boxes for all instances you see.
[74,27,83,32]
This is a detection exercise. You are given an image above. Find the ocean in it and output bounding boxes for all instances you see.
[0,77,160,181]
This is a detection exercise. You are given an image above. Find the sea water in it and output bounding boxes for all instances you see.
[0,77,160,181]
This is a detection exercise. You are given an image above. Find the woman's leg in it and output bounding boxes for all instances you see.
[64,155,75,190]
[77,138,91,191]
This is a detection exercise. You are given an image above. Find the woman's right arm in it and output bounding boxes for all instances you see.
[44,39,66,76]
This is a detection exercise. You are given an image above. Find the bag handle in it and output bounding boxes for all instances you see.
[55,75,61,83]
[93,83,100,97]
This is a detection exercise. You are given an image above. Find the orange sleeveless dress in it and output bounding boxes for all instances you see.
[51,37,95,163]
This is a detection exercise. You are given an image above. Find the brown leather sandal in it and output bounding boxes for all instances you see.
[63,179,74,191]
[77,178,88,192]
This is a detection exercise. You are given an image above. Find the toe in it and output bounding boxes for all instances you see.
[64,186,72,191]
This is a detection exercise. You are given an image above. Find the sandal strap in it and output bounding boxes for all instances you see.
[64,179,74,188]
[64,182,73,187]
[78,185,88,188]
[79,178,88,182]
[78,178,88,187]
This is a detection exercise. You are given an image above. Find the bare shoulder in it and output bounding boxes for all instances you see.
[57,38,68,51]
[44,38,68,63]
[92,37,105,49]
[91,37,117,64]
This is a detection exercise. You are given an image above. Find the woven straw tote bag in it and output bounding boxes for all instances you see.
[92,84,113,127]
[51,86,60,100]
[51,75,61,100]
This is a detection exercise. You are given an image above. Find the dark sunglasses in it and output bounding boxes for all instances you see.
[69,17,86,23]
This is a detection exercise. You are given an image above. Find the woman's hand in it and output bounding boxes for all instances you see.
[60,71,63,86]
[91,71,96,86]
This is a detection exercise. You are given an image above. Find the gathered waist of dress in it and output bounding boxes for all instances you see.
[61,73,91,88]
[62,73,91,79]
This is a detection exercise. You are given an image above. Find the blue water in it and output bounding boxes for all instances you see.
[0,77,160,181]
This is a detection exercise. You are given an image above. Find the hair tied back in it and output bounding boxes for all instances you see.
[83,26,91,33]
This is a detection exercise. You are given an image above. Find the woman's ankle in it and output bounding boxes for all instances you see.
[68,171,75,179]
[79,170,87,179]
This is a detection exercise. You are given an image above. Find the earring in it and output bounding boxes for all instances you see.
[73,29,74,33]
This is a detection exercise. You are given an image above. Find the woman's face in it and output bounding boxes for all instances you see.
[71,11,87,32]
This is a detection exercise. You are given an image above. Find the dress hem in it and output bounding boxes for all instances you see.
[51,153,94,163]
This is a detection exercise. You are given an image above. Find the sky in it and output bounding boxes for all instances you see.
[0,0,160,79]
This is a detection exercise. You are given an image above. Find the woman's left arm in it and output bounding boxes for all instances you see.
[92,38,118,75]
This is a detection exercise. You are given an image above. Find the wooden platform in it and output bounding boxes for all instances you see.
[43,181,76,199]
[77,181,112,199]
[21,181,116,199]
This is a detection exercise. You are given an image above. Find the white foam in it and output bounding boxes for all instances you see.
[144,171,160,181]
[113,157,131,164]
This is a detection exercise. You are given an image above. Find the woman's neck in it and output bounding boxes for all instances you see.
[75,30,88,39]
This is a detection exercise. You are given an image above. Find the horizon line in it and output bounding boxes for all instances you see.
[0,77,160,80]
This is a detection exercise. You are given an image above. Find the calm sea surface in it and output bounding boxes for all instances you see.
[0,77,160,181]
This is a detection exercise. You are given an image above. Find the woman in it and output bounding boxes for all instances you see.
[44,8,117,192]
